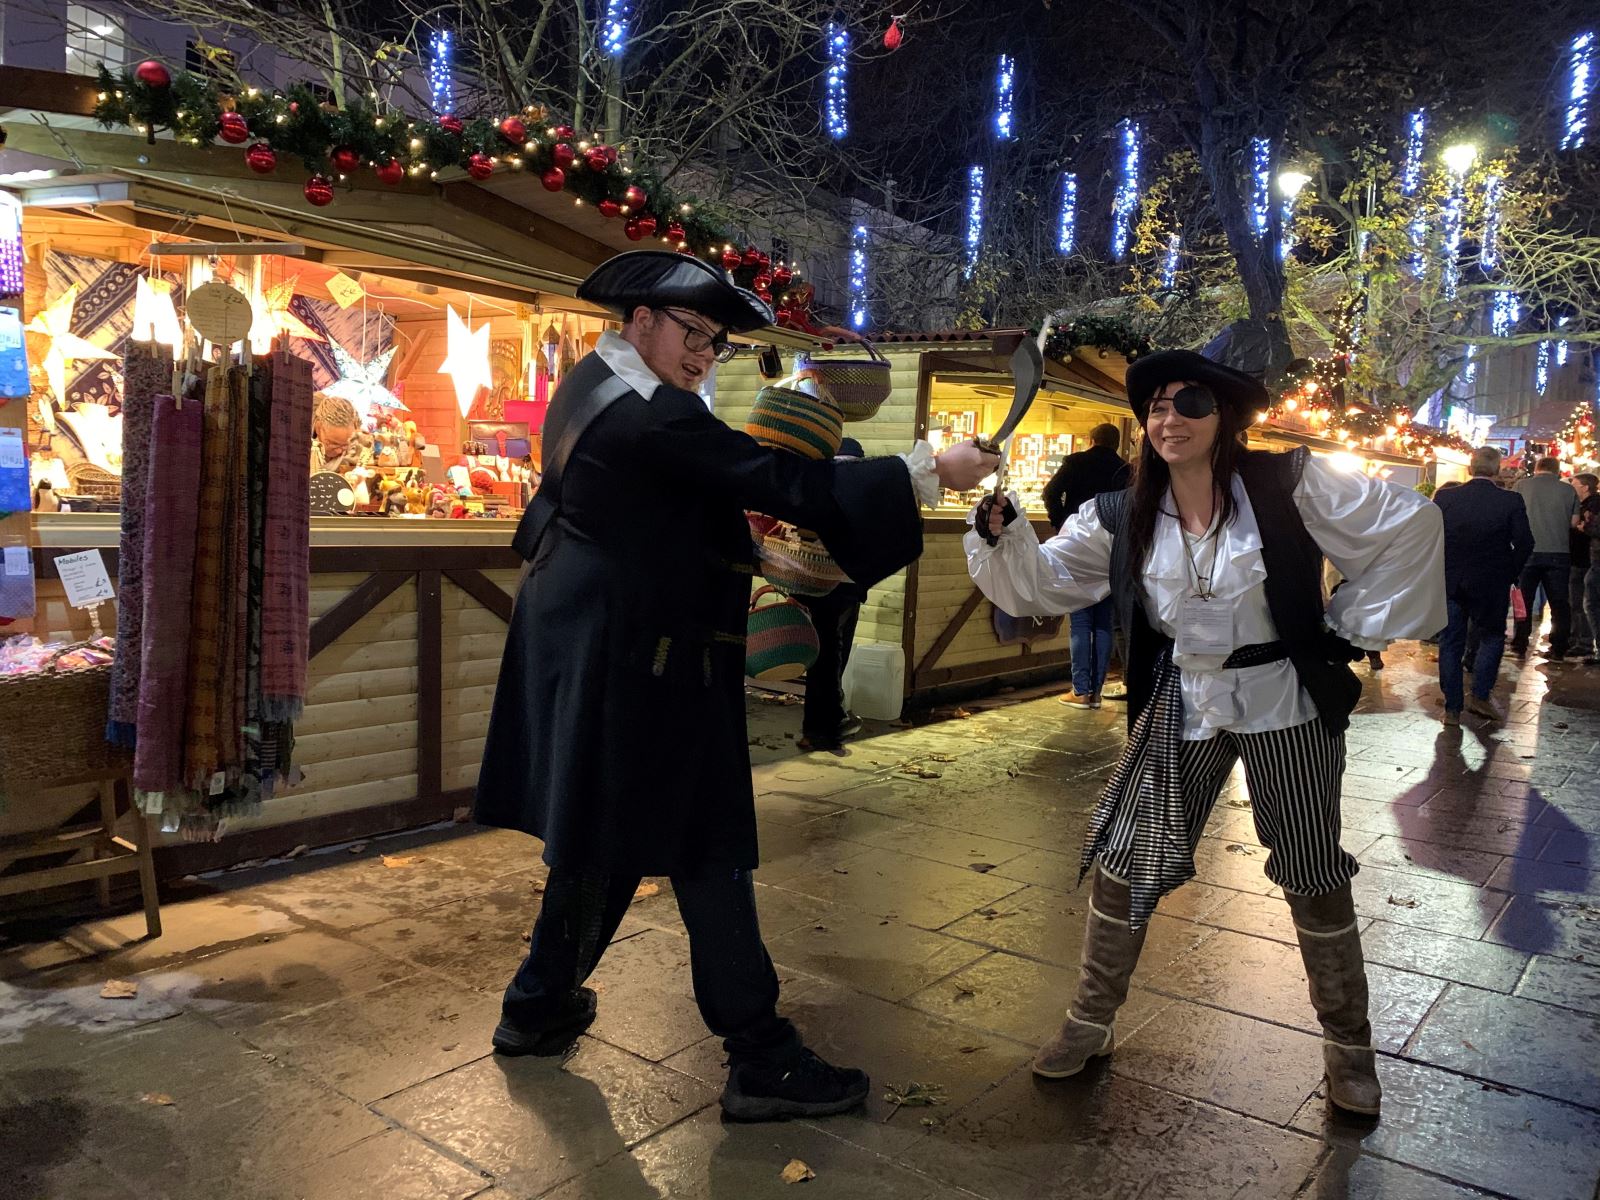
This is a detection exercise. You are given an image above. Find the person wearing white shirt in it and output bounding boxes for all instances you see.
[968,348,1445,1118]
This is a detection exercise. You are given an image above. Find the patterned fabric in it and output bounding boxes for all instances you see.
[1081,639,1289,929]
[261,350,314,719]
[219,368,250,775]
[107,344,170,744]
[182,368,234,792]
[241,365,271,785]
[132,393,203,808]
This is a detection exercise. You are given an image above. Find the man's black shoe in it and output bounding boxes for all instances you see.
[492,987,598,1056]
[838,713,864,739]
[720,1046,870,1121]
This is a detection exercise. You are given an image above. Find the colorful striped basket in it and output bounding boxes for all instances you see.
[745,586,820,681]
[796,340,892,421]
[745,384,844,460]
[757,528,849,598]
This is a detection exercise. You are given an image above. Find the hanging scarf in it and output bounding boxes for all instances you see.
[132,394,203,809]
[260,350,314,720]
[107,344,171,745]
[181,368,234,792]
[217,367,250,777]
[1080,639,1288,929]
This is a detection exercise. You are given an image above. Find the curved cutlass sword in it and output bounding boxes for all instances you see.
[975,323,1049,545]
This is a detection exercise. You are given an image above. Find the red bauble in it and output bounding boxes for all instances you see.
[665,221,686,245]
[884,16,904,51]
[776,306,794,325]
[553,124,576,142]
[439,115,464,135]
[772,267,794,289]
[752,272,773,291]
[498,116,527,145]
[624,217,647,241]
[742,246,761,267]
[330,145,361,174]
[551,143,575,169]
[756,288,773,304]
[584,146,610,173]
[540,166,566,192]
[134,60,171,88]
[375,158,404,186]
[756,253,771,271]
[217,111,249,145]
[598,198,622,218]
[604,144,620,164]
[245,141,277,174]
[721,249,742,272]
[636,215,658,238]
[303,174,335,207]
[623,184,648,210]
[467,153,495,181]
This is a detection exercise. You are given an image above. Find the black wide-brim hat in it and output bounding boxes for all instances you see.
[1124,349,1271,422]
[577,250,775,333]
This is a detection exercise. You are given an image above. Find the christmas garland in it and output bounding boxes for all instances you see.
[1039,316,1152,363]
[91,61,813,323]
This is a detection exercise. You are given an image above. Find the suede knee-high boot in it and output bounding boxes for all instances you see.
[1284,884,1382,1116]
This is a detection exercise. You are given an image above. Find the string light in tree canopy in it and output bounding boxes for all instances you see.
[1250,137,1273,241]
[849,225,868,331]
[1402,110,1427,271]
[428,29,454,114]
[995,54,1016,140]
[965,164,985,277]
[602,0,630,58]
[1480,174,1503,270]
[1557,395,1598,468]
[1492,289,1520,337]
[1160,232,1181,289]
[1563,30,1595,150]
[823,21,849,139]
[1111,120,1141,262]
[1057,172,1077,256]
[1536,340,1552,395]
[1556,316,1571,366]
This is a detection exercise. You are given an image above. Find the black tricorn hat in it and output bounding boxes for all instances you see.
[1124,348,1271,422]
[577,250,775,333]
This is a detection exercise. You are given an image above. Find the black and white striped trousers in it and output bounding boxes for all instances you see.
[1096,717,1359,897]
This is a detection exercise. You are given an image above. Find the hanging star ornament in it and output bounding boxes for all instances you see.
[441,305,493,417]
[25,283,118,402]
[250,279,326,353]
[323,340,404,414]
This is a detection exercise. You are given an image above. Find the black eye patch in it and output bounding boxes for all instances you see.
[1172,384,1217,418]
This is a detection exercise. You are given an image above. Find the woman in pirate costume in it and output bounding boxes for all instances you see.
[967,349,1445,1117]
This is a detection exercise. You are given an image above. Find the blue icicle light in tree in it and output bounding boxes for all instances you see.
[1536,341,1552,394]
[1440,174,1466,300]
[1111,120,1141,261]
[428,29,454,114]
[1403,110,1427,271]
[1461,341,1478,387]
[995,54,1016,140]
[824,22,849,139]
[1563,31,1595,150]
[1557,317,1571,366]
[1491,289,1520,337]
[849,226,868,330]
[1057,172,1077,255]
[601,0,629,57]
[1480,174,1502,271]
[1250,137,1273,240]
[1160,232,1181,289]
[965,165,985,276]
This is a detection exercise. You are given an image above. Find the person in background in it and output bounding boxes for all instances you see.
[1574,473,1600,667]
[1570,473,1599,662]
[311,393,362,474]
[795,438,870,751]
[1511,456,1578,660]
[1435,447,1534,724]
[1043,423,1132,708]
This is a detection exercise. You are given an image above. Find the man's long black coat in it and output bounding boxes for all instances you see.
[475,354,923,876]
[1434,478,1535,627]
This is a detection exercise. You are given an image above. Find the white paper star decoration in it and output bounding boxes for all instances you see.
[132,276,183,351]
[25,283,119,402]
[323,340,404,414]
[250,279,326,354]
[441,305,493,417]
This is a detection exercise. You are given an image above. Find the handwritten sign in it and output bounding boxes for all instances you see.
[3,545,28,576]
[326,273,366,309]
[185,281,254,345]
[53,549,115,608]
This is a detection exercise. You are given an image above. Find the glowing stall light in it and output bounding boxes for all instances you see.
[1557,316,1572,366]
[995,54,1016,140]
[1250,137,1273,241]
[428,29,454,114]
[1057,171,1078,255]
[823,22,849,139]
[849,225,868,330]
[964,164,985,276]
[1536,340,1552,394]
[1491,289,1520,337]
[1480,174,1502,271]
[1111,120,1141,261]
[1160,232,1181,289]
[1563,31,1595,150]
[601,0,629,58]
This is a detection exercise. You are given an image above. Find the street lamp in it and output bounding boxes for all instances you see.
[1442,142,1478,176]
[1277,169,1312,199]
[1277,170,1313,263]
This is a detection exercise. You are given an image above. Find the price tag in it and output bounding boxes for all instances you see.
[0,426,22,469]
[53,548,116,608]
[326,273,366,309]
[3,544,29,576]
[1177,595,1233,656]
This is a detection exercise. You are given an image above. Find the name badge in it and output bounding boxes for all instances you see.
[1178,595,1233,656]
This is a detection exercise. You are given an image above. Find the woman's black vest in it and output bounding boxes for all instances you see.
[1096,447,1361,735]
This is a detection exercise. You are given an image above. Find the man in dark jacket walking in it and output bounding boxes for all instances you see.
[1042,423,1130,706]
[477,251,997,1121]
[1512,456,1579,659]
[1435,447,1534,723]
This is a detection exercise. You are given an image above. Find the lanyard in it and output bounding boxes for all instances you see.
[1171,493,1220,600]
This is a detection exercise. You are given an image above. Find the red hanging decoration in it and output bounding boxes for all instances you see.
[498,116,528,145]
[741,246,762,267]
[721,248,742,272]
[552,143,575,169]
[134,60,171,88]
[541,166,566,192]
[439,115,464,135]
[623,184,648,210]
[883,15,905,51]
[303,174,335,207]
[752,272,773,292]
[598,198,623,218]
[665,220,686,245]
[624,216,647,241]
[772,266,794,290]
[375,158,404,186]
[217,111,249,144]
[245,141,277,174]
[467,153,495,181]
[330,145,361,174]
[636,215,658,238]
[584,146,611,173]
[553,124,576,142]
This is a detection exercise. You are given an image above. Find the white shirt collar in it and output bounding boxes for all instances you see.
[593,329,663,401]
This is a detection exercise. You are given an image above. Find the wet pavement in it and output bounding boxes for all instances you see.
[3,642,1599,1199]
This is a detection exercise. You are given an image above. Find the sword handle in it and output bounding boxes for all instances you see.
[972,435,1000,455]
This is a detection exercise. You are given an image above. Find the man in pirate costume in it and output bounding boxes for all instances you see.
[967,348,1445,1118]
[477,250,997,1121]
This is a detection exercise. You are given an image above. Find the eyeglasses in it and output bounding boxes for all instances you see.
[657,308,738,363]
[1149,384,1218,419]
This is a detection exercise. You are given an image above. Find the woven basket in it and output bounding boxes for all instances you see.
[757,529,848,598]
[796,341,892,421]
[745,384,843,460]
[0,655,130,794]
[746,586,819,681]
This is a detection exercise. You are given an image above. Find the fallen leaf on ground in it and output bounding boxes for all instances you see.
[832,867,850,875]
[780,1159,816,1184]
[632,882,661,901]
[283,844,309,859]
[1225,843,1256,856]
[521,929,532,942]
[1463,1040,1478,1052]
[953,987,975,1001]
[958,1045,987,1054]
[899,765,942,779]
[1387,895,1419,909]
[883,1081,946,1121]
[382,854,422,868]
[969,863,997,873]
[926,753,957,763]
[100,980,139,999]
[139,1093,175,1106]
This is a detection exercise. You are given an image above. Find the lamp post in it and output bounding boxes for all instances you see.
[1277,169,1312,262]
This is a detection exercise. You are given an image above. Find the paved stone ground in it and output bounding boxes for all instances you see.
[3,642,1599,1200]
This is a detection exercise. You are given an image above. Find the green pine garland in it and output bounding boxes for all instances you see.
[1039,315,1152,363]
